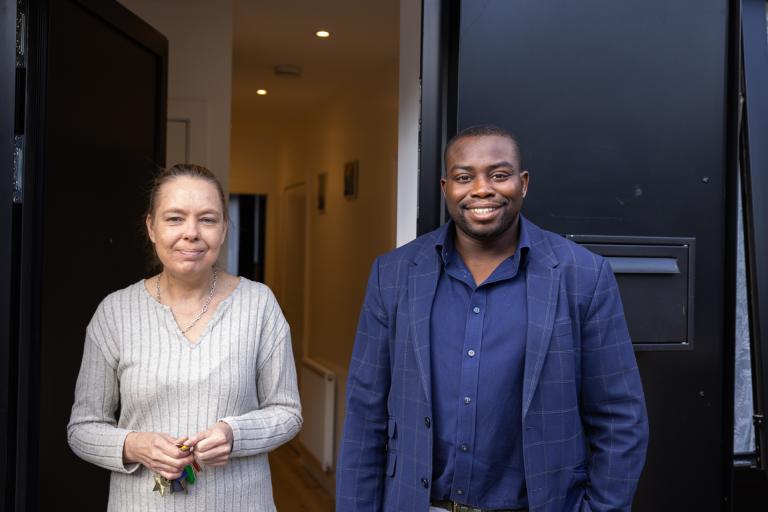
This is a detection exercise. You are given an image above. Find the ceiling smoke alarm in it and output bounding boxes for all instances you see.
[273,65,302,78]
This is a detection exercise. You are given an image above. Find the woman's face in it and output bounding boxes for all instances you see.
[146,176,227,276]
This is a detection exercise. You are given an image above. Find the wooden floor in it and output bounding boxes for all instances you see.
[270,444,335,512]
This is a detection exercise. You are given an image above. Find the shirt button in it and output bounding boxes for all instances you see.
[464,396,471,405]
[467,349,476,357]
[456,489,465,496]
[473,306,480,314]
[460,443,469,452]
[421,477,429,488]
[424,417,431,428]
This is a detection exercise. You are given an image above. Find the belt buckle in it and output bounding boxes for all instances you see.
[452,502,459,512]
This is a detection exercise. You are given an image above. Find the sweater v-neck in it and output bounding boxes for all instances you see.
[140,277,244,348]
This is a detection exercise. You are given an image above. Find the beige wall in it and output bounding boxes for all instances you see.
[118,0,233,193]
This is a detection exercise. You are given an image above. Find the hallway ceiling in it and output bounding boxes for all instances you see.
[232,0,399,120]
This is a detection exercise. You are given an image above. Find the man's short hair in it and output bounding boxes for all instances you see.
[443,124,522,170]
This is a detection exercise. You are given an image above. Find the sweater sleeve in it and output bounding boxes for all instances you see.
[220,286,303,457]
[67,300,140,474]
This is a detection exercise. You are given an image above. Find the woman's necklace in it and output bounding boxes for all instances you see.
[156,267,218,334]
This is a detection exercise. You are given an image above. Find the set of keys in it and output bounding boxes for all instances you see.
[152,443,202,496]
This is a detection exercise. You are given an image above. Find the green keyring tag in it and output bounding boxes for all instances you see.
[184,465,196,484]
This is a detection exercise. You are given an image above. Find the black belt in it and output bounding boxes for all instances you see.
[431,500,528,512]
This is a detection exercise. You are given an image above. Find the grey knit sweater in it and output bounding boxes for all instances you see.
[67,278,302,511]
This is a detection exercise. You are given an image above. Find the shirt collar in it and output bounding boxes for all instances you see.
[434,215,531,266]
[517,215,531,267]
[435,221,455,264]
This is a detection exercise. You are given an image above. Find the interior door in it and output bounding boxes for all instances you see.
[278,183,307,369]
[421,0,738,509]
[15,1,167,509]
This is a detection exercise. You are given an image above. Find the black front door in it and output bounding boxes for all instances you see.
[420,0,738,509]
[11,1,167,509]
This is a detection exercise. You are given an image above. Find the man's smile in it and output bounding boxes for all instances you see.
[463,202,506,221]
[468,206,498,215]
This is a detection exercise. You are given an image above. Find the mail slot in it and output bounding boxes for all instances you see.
[566,235,695,351]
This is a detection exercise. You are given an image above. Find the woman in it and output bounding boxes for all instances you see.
[68,164,302,511]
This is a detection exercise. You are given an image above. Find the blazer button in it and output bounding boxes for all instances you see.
[421,477,429,488]
[424,417,431,428]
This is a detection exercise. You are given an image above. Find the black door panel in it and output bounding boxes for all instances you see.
[451,1,734,509]
[15,1,167,509]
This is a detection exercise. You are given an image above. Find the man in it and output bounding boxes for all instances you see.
[336,125,648,512]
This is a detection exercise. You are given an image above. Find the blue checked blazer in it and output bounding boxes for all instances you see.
[336,218,648,512]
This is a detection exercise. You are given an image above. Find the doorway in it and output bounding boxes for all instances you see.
[228,193,268,282]
[3,0,402,509]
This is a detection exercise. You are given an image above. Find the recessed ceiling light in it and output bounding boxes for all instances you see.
[316,30,331,38]
[257,89,268,96]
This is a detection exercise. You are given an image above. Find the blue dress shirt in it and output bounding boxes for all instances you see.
[429,219,530,509]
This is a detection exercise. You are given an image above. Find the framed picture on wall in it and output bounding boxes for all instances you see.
[318,172,327,213]
[344,160,359,199]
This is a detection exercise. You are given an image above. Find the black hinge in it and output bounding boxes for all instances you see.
[16,1,25,66]
[13,2,26,204]
[14,68,25,136]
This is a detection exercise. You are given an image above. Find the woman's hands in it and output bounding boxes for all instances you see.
[123,432,197,480]
[187,421,234,467]
[122,421,233,477]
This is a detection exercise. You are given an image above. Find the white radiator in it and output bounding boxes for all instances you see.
[299,358,336,472]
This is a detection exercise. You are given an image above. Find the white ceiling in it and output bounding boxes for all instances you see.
[232,0,400,121]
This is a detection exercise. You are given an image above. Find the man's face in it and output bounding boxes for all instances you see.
[441,135,529,242]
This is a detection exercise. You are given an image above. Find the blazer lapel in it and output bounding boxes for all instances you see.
[407,230,444,404]
[522,223,561,418]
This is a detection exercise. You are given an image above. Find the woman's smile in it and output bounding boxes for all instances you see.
[177,248,205,259]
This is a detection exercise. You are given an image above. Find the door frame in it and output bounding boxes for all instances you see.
[417,0,459,236]
[741,0,768,476]
[1,1,19,508]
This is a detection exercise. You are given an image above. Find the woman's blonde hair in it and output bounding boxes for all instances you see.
[147,163,228,221]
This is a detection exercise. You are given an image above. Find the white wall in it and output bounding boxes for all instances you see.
[118,0,233,194]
